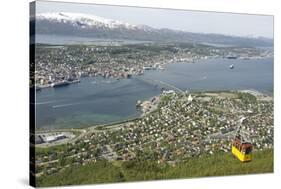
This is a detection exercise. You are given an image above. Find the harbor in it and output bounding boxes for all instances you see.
[35,57,273,130]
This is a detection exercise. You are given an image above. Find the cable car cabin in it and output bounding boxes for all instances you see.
[232,138,253,162]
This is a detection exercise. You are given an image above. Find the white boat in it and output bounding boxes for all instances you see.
[229,64,234,69]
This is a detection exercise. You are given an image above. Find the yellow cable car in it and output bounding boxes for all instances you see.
[232,138,253,162]
[231,117,253,162]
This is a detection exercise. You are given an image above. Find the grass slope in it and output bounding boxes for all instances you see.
[37,149,273,187]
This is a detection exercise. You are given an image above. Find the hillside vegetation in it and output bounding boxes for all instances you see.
[37,149,273,187]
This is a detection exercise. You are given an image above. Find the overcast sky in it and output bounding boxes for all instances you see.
[36,1,274,38]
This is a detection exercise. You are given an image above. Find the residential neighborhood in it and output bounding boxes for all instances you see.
[35,90,273,177]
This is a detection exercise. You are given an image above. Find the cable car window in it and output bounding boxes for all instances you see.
[245,147,252,154]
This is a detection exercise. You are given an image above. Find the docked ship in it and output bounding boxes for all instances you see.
[51,81,70,88]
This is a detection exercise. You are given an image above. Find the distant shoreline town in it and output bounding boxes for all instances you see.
[33,42,273,90]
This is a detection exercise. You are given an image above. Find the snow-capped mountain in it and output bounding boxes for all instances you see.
[36,12,153,31]
[34,12,273,47]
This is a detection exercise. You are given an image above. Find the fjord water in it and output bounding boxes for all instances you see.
[36,57,273,129]
[36,77,162,129]
[144,57,273,93]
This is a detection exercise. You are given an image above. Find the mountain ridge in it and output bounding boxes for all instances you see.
[34,12,273,47]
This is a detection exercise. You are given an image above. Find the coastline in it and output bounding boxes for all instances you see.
[35,89,273,148]
[35,55,273,90]
[36,88,273,132]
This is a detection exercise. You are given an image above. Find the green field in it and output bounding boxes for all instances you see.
[36,149,273,187]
